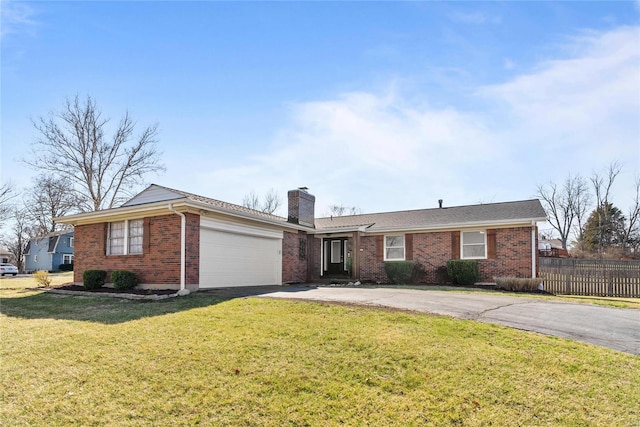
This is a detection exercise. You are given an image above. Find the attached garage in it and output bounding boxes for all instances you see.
[199,217,283,288]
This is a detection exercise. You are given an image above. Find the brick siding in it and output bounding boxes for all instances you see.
[356,227,535,283]
[282,231,308,283]
[73,213,199,287]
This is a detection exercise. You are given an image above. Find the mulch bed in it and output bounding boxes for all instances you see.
[54,284,177,296]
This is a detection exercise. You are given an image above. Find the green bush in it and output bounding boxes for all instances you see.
[83,270,106,290]
[58,263,74,271]
[435,266,449,284]
[446,260,478,285]
[384,261,415,284]
[111,270,138,290]
[494,277,543,292]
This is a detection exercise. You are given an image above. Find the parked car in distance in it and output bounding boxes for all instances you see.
[0,263,18,276]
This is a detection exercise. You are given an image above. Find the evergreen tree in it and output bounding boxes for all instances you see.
[580,203,626,253]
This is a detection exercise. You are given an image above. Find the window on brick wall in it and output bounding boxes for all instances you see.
[384,235,405,261]
[128,219,144,254]
[461,231,487,259]
[108,219,144,255]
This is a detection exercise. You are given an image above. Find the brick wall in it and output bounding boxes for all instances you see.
[359,235,385,281]
[73,213,199,288]
[476,227,534,281]
[282,230,308,283]
[413,231,454,283]
[357,227,535,283]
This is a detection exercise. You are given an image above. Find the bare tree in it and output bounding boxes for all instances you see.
[325,204,363,217]
[242,190,260,211]
[261,189,281,215]
[620,176,640,256]
[23,175,80,235]
[1,208,32,273]
[25,95,165,211]
[536,174,590,250]
[241,189,282,214]
[538,229,556,241]
[0,181,17,223]
[571,177,592,250]
[590,162,622,254]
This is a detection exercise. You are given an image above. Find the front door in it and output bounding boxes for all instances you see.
[324,238,347,275]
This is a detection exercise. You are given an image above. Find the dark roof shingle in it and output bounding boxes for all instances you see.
[315,199,546,231]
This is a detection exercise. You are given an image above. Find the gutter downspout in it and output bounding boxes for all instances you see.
[531,220,537,279]
[168,204,190,296]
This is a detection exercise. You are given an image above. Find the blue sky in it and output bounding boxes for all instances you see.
[2,1,639,231]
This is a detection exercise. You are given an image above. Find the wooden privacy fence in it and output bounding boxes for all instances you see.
[539,258,640,298]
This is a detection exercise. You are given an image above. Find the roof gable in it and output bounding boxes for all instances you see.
[55,184,293,228]
[122,185,185,207]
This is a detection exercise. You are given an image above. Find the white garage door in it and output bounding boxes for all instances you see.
[199,219,283,288]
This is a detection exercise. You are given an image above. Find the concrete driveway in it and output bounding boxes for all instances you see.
[259,286,640,356]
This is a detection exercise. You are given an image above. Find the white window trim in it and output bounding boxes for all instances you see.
[63,254,74,264]
[107,219,144,256]
[69,237,74,248]
[461,230,487,260]
[383,234,406,261]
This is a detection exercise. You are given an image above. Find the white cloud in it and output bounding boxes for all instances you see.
[195,89,503,214]
[479,26,639,170]
[191,25,639,216]
[0,1,38,38]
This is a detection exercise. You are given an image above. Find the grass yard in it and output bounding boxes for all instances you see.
[1,289,639,426]
[366,284,640,309]
[0,271,74,290]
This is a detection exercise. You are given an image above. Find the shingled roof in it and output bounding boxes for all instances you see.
[65,185,545,232]
[315,199,547,232]
[123,184,286,222]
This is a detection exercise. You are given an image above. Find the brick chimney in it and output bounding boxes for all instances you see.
[288,188,315,227]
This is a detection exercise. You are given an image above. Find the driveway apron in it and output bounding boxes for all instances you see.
[259,287,640,355]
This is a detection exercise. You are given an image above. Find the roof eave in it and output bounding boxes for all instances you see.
[184,199,315,232]
[364,217,547,234]
[54,198,316,232]
[54,198,192,225]
[313,224,371,234]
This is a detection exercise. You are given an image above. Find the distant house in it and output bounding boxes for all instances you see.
[55,184,547,291]
[538,239,570,258]
[0,246,12,264]
[24,230,75,273]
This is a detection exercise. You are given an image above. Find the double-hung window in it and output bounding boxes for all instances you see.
[384,235,405,261]
[128,219,144,254]
[108,219,144,255]
[461,231,487,259]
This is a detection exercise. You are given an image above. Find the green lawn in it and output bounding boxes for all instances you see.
[4,272,638,309]
[362,284,640,309]
[1,289,638,426]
